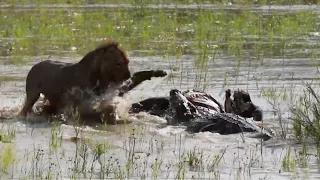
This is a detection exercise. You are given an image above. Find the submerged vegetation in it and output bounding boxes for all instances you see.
[291,85,320,143]
[0,0,320,179]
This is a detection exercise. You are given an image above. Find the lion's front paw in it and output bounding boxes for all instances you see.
[152,70,167,77]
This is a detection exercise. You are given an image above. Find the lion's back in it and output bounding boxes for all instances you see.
[26,60,70,94]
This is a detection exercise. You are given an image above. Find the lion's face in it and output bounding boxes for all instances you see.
[232,89,263,121]
[99,46,131,88]
[233,90,251,111]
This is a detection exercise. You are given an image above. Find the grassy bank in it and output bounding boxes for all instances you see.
[0,0,320,179]
[1,0,320,5]
[0,1,319,62]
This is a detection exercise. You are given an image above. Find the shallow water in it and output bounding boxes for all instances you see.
[1,3,320,180]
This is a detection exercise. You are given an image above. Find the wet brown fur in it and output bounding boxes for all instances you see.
[225,89,261,120]
[19,40,131,118]
[232,89,255,118]
[35,70,167,125]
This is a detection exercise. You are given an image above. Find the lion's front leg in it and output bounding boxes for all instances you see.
[118,70,167,96]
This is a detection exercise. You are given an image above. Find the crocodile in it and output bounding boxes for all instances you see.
[130,89,275,140]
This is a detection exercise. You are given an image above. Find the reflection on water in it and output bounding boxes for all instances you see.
[0,3,320,179]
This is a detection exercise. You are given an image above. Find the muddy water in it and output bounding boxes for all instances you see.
[1,4,320,180]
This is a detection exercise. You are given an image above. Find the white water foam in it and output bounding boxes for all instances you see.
[150,125,186,137]
[111,75,169,121]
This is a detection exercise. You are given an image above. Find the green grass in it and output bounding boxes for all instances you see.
[0,3,318,64]
[290,85,320,145]
[1,0,320,5]
[0,144,16,173]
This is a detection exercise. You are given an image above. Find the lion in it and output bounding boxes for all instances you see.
[19,40,131,119]
[225,89,263,121]
[35,70,168,125]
